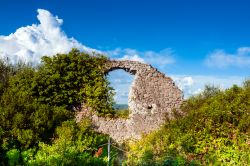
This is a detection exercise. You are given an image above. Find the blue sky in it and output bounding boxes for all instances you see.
[0,0,249,103]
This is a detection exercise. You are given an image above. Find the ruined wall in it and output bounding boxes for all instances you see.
[77,60,183,142]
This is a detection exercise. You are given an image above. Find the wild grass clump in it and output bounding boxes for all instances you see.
[115,109,130,119]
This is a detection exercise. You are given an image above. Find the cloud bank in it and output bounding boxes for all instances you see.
[205,47,250,68]
[0,9,97,65]
[0,8,175,69]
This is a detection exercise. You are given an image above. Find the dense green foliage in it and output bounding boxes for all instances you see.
[0,66,72,150]
[0,59,25,96]
[0,50,116,165]
[3,119,110,165]
[32,49,115,115]
[125,80,250,165]
[1,50,249,165]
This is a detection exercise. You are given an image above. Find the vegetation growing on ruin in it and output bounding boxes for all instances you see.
[115,109,130,119]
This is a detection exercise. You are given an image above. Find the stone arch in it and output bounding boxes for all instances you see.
[78,60,183,142]
[105,66,137,75]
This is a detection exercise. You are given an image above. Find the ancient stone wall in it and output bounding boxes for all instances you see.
[77,60,183,142]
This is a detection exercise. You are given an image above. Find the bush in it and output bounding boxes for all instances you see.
[25,119,109,165]
[6,149,20,166]
[115,109,130,119]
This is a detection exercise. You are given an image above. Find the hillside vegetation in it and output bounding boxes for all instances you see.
[125,80,250,165]
[0,49,116,165]
[0,49,249,165]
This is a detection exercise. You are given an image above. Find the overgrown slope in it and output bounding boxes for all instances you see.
[0,49,116,165]
[1,49,249,165]
[125,80,250,165]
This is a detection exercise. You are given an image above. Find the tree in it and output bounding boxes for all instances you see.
[0,67,72,152]
[32,49,115,115]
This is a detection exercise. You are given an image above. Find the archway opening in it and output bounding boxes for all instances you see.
[107,69,135,111]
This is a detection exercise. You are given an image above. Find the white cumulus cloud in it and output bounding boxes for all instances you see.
[120,54,145,62]
[171,75,246,98]
[0,9,97,65]
[172,76,194,90]
[171,76,196,98]
[0,8,175,69]
[205,47,250,68]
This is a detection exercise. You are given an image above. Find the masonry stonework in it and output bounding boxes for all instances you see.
[77,60,183,142]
